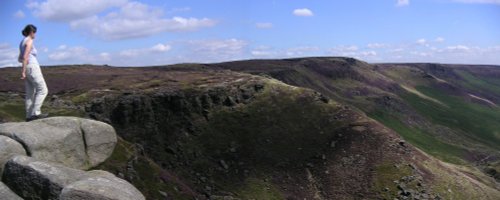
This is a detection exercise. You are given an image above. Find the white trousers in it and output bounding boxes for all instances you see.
[25,63,48,118]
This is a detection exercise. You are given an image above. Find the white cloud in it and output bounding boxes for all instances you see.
[293,8,314,17]
[435,37,445,43]
[379,43,500,64]
[416,38,427,45]
[118,49,139,57]
[0,44,20,67]
[151,43,171,52]
[28,1,216,40]
[182,39,248,63]
[13,10,25,19]
[70,2,216,40]
[330,45,359,53]
[249,46,320,58]
[367,43,388,49]
[446,45,470,52]
[327,45,377,60]
[188,39,247,53]
[250,46,277,57]
[48,45,89,61]
[453,0,500,4]
[45,45,118,65]
[396,0,410,6]
[360,51,377,56]
[410,51,431,57]
[27,0,127,22]
[251,50,275,57]
[119,43,171,57]
[285,46,320,57]
[256,22,273,29]
[99,52,111,61]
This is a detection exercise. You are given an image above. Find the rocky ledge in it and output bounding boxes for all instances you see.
[0,117,145,200]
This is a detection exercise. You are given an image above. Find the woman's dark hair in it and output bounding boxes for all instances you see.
[22,24,37,37]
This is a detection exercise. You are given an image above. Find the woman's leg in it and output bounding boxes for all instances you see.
[25,77,35,119]
[32,66,48,116]
[26,64,48,117]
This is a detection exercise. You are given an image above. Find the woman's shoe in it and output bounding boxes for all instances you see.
[26,113,49,122]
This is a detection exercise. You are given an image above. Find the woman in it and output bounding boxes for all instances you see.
[19,24,48,122]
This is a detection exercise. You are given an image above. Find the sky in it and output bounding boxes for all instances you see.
[0,0,499,67]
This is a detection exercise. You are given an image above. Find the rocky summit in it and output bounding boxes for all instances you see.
[0,117,144,200]
[0,57,499,199]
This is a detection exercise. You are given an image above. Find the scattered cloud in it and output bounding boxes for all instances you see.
[119,43,171,57]
[256,22,273,29]
[110,39,248,65]
[285,46,320,57]
[367,43,388,49]
[293,8,314,17]
[250,46,320,58]
[329,45,359,53]
[327,45,378,60]
[396,0,410,6]
[360,51,378,56]
[28,1,216,40]
[27,0,127,22]
[150,43,172,52]
[445,45,470,52]
[0,44,20,67]
[187,39,247,59]
[48,45,89,61]
[13,10,25,19]
[453,0,500,5]
[47,44,115,64]
[416,38,427,45]
[251,46,276,57]
[70,2,216,40]
[99,52,111,61]
[380,43,500,64]
[435,37,445,43]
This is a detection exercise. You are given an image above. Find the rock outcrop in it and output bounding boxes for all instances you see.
[0,181,22,200]
[59,170,144,200]
[0,117,117,170]
[3,155,88,199]
[0,117,144,200]
[0,135,27,175]
[36,117,118,168]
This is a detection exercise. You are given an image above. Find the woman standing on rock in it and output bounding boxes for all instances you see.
[18,24,48,121]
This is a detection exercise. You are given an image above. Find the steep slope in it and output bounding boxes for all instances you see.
[84,68,498,199]
[0,59,499,199]
[209,58,500,176]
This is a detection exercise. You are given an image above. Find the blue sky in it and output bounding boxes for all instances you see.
[1,0,499,67]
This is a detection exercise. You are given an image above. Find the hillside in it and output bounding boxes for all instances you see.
[0,58,499,199]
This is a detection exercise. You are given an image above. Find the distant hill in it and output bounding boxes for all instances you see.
[0,57,499,199]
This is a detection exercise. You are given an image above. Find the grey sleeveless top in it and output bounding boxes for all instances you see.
[19,37,38,65]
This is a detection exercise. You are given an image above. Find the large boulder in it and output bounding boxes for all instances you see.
[0,181,23,200]
[0,117,117,170]
[0,121,87,170]
[2,155,144,200]
[36,117,117,167]
[0,135,26,175]
[59,170,145,200]
[2,155,87,200]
